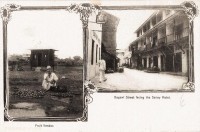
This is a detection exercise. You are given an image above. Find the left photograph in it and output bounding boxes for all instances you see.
[1,3,95,121]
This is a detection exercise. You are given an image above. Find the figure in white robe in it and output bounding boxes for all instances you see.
[99,59,107,83]
[42,66,58,91]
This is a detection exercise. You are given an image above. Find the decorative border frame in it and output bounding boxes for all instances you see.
[1,1,198,121]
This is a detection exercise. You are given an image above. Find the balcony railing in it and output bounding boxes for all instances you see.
[131,26,189,54]
[166,34,174,43]
[151,41,157,48]
[131,35,188,54]
[139,46,146,51]
[146,43,151,49]
[166,33,189,44]
[140,37,188,51]
[158,37,166,47]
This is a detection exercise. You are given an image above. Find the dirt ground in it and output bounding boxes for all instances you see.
[8,66,84,119]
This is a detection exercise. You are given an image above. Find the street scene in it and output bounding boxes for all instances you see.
[88,9,191,92]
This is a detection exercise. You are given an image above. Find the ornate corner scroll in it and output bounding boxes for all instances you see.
[182,81,195,91]
[181,1,199,22]
[4,108,15,121]
[0,4,21,23]
[77,81,97,121]
[67,3,101,27]
[84,80,98,104]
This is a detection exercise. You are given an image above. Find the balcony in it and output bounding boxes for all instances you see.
[166,34,174,44]
[151,41,157,48]
[158,37,166,47]
[146,43,151,50]
[132,26,189,55]
[166,32,189,45]
[131,35,188,55]
[175,36,189,49]
[132,48,140,54]
[138,46,145,51]
[162,35,189,52]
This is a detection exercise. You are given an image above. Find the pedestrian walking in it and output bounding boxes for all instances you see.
[99,59,107,83]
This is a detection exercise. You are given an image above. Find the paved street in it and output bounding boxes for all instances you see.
[95,68,188,92]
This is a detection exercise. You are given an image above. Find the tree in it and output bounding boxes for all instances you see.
[65,57,73,66]
[73,56,82,61]
[73,56,83,66]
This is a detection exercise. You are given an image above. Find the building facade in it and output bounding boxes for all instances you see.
[87,12,102,80]
[87,11,120,80]
[129,10,189,75]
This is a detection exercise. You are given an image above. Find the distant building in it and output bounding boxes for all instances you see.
[129,10,189,75]
[123,48,132,67]
[30,49,57,70]
[116,50,125,67]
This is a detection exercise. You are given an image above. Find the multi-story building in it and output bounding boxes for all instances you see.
[129,10,189,75]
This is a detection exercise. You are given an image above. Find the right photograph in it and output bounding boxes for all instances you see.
[87,8,194,93]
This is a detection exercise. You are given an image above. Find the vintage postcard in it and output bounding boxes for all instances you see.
[0,0,200,131]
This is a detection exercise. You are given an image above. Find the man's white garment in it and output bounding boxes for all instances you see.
[99,59,106,82]
[42,72,58,90]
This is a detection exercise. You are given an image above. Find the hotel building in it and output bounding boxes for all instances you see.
[129,10,189,75]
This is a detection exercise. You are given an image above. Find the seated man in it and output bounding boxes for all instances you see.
[42,66,58,91]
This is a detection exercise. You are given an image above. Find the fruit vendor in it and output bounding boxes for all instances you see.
[42,65,58,91]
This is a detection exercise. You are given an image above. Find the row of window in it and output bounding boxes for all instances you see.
[32,54,47,59]
[131,23,186,51]
[137,10,172,37]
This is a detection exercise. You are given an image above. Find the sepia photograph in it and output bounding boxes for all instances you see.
[89,8,194,93]
[3,7,85,120]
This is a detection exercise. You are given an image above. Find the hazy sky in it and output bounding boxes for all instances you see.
[7,6,154,58]
[8,10,83,59]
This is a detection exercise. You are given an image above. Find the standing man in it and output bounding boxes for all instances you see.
[99,59,107,83]
[42,65,58,91]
